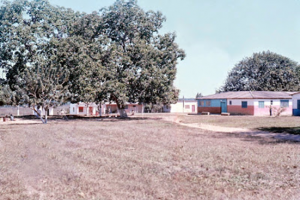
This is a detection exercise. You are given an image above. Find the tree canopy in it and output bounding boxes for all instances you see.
[219,51,300,92]
[0,0,185,119]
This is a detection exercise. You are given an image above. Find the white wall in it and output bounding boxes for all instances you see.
[34,107,54,116]
[227,99,254,106]
[292,93,300,109]
[70,103,101,115]
[164,101,197,113]
[227,99,292,107]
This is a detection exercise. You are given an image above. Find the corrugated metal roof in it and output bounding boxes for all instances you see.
[178,98,197,102]
[197,91,296,100]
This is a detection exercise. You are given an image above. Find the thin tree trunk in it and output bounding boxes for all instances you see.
[45,110,48,124]
[32,106,45,123]
[99,104,102,117]
[86,103,89,117]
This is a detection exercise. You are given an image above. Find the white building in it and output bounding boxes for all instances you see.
[163,98,197,113]
[70,102,100,116]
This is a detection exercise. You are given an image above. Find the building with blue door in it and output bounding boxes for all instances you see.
[197,99,227,114]
[292,92,300,116]
[197,91,295,116]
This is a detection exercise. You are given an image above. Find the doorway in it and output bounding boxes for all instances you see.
[221,102,226,113]
[89,107,93,115]
[192,105,195,112]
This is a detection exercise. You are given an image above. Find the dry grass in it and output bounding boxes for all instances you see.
[178,115,300,129]
[0,116,300,199]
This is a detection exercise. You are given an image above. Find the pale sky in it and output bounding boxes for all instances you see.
[4,0,300,97]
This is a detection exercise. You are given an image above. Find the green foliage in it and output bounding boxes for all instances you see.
[196,93,202,98]
[97,0,185,111]
[220,51,300,92]
[0,0,76,122]
[0,0,185,118]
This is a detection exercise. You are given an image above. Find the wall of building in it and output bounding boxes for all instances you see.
[292,93,300,116]
[70,103,99,116]
[197,107,221,114]
[124,104,143,114]
[226,99,292,116]
[227,99,254,115]
[197,99,226,114]
[254,99,292,116]
[35,107,54,116]
[163,101,197,113]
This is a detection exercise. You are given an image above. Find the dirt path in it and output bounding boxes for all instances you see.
[162,116,300,142]
[0,118,41,125]
[2,116,300,142]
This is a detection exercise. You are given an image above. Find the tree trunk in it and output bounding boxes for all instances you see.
[99,104,102,117]
[86,103,89,117]
[32,106,45,123]
[111,94,128,118]
[44,109,48,124]
[119,108,128,118]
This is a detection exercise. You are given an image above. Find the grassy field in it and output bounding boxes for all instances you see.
[0,116,300,199]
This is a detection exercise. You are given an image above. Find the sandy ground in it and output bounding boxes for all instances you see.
[162,115,300,142]
[0,118,41,125]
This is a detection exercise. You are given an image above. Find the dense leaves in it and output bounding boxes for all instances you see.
[220,51,300,92]
[97,0,185,116]
[0,0,78,122]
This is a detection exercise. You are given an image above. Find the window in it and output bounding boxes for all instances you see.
[133,105,136,107]
[206,101,211,106]
[242,101,247,108]
[185,105,190,109]
[79,107,84,112]
[258,101,264,108]
[125,105,128,109]
[229,101,232,105]
[280,100,289,108]
[73,107,75,112]
[199,101,204,106]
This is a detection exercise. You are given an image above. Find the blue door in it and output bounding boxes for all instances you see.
[295,100,300,116]
[221,102,227,113]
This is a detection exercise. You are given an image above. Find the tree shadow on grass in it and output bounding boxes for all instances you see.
[213,131,300,145]
[258,127,300,135]
[9,115,162,124]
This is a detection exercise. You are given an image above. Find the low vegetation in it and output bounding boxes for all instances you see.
[0,116,299,199]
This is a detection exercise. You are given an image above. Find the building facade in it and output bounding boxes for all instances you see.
[69,102,144,116]
[292,93,300,116]
[197,91,294,116]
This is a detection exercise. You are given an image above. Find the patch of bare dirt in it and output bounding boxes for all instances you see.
[162,115,300,142]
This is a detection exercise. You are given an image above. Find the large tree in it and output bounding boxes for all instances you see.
[1,0,185,118]
[0,0,78,122]
[220,51,300,92]
[97,0,185,117]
